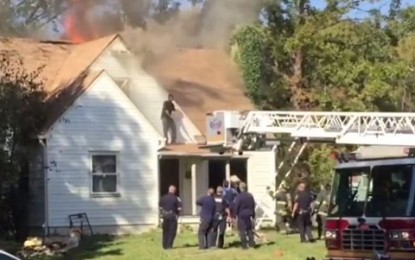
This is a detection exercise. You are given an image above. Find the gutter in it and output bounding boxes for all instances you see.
[37,135,49,237]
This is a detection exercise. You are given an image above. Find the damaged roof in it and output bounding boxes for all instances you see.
[0,34,254,137]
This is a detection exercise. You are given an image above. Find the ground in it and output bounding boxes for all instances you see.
[8,228,326,260]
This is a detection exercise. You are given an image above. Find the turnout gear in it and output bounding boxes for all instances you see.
[316,188,331,239]
[274,187,293,234]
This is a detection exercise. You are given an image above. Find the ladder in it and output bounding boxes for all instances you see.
[234,111,415,150]
[234,111,415,229]
[254,139,307,229]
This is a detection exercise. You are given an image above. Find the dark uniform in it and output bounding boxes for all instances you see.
[274,187,292,234]
[316,188,330,239]
[233,191,256,249]
[196,195,216,249]
[159,193,182,249]
[210,194,229,248]
[294,190,314,242]
[161,96,176,144]
[223,186,237,217]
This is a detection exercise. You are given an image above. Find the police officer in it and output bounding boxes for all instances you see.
[274,183,292,234]
[233,182,256,249]
[210,186,230,248]
[316,184,331,240]
[292,181,315,243]
[223,180,237,218]
[196,188,216,249]
[159,185,182,249]
[223,180,238,205]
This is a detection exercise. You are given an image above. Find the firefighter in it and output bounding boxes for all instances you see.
[315,184,331,240]
[274,183,292,234]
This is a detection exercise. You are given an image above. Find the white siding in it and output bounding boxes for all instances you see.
[91,39,202,144]
[45,72,160,228]
[246,151,277,221]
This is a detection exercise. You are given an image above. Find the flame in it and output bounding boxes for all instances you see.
[64,0,98,43]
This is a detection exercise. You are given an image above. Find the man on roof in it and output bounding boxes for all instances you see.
[161,94,177,144]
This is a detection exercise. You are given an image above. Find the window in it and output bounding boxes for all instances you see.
[366,164,415,217]
[328,167,371,217]
[91,154,118,194]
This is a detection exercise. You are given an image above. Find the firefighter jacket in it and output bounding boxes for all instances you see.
[316,190,330,216]
[275,190,292,216]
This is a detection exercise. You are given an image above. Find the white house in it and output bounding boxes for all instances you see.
[1,34,277,235]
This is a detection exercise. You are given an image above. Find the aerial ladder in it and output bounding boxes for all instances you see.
[230,111,415,229]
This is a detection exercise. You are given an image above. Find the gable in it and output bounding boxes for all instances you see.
[46,71,161,141]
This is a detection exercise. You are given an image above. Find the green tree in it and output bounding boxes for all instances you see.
[0,51,46,239]
[231,1,415,187]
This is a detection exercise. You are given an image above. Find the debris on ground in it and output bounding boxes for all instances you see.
[17,229,82,258]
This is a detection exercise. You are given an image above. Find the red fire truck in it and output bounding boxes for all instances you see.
[325,146,415,260]
[226,110,415,259]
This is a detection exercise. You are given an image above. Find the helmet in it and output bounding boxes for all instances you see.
[230,175,241,183]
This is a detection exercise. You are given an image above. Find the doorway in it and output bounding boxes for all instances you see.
[230,158,248,185]
[159,159,180,197]
[208,160,226,189]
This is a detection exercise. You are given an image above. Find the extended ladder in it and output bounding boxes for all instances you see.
[235,111,415,229]
[234,111,415,150]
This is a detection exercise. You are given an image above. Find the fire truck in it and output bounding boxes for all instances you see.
[226,111,415,260]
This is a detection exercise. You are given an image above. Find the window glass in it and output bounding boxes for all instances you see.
[328,167,370,217]
[366,164,414,217]
[92,155,116,173]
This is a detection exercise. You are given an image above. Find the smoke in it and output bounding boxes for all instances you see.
[64,0,263,53]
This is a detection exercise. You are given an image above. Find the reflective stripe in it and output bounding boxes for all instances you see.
[318,212,328,216]
[277,210,288,215]
[215,198,223,203]
[277,201,287,205]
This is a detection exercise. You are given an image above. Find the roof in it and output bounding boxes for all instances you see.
[145,48,254,134]
[1,34,253,141]
[0,34,120,134]
[159,144,247,157]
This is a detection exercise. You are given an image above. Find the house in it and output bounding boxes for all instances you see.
[0,34,277,235]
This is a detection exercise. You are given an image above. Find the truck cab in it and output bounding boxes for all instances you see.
[326,146,415,260]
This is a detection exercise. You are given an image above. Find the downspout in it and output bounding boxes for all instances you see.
[38,136,49,237]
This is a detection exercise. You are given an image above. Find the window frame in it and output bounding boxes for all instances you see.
[89,151,121,198]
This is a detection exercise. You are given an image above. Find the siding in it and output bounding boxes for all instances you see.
[91,39,202,144]
[246,151,277,220]
[45,72,160,227]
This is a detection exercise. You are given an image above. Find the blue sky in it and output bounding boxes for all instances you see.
[177,0,415,18]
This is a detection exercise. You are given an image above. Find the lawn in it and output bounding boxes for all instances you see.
[25,228,326,260]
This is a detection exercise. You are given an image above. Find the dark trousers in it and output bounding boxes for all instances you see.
[317,214,327,239]
[297,212,313,242]
[162,117,176,144]
[198,219,213,249]
[210,217,226,248]
[162,214,178,249]
[276,214,291,234]
[237,216,255,249]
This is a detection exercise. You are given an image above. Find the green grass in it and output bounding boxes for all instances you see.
[27,229,326,260]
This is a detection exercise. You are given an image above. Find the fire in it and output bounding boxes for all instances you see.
[64,0,98,43]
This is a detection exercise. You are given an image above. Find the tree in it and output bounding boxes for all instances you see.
[231,1,415,188]
[0,50,46,239]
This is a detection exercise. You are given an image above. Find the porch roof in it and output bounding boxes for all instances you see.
[158,144,244,158]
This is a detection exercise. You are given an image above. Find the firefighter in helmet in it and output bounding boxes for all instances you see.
[315,183,331,240]
[274,182,292,234]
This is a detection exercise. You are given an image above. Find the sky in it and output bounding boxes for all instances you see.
[178,0,415,18]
